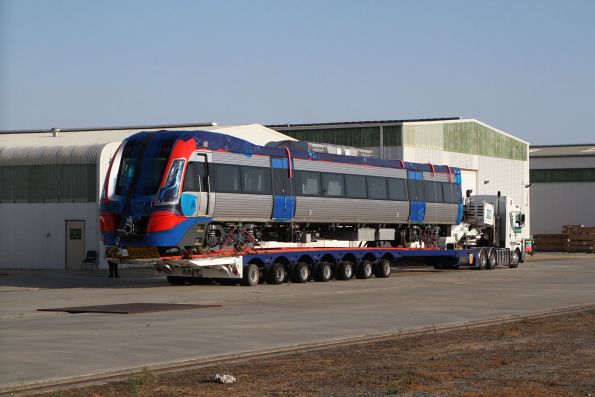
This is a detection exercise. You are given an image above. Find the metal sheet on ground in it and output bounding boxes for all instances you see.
[37,303,220,314]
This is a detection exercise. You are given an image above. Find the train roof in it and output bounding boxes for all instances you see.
[126,129,460,174]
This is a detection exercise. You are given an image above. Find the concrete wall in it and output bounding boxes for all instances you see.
[530,155,595,234]
[530,182,595,234]
[0,203,101,269]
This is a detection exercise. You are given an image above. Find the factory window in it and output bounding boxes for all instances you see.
[241,166,272,195]
[345,174,367,199]
[0,164,96,203]
[424,181,436,202]
[295,171,321,196]
[388,178,408,201]
[321,173,345,197]
[367,176,388,200]
[212,164,241,193]
[530,168,595,183]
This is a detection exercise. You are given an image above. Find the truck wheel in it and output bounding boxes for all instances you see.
[335,261,354,280]
[167,276,188,285]
[486,248,498,270]
[509,249,520,268]
[477,249,488,270]
[374,259,392,278]
[314,262,333,282]
[356,260,373,279]
[242,263,260,286]
[292,262,310,283]
[267,263,286,284]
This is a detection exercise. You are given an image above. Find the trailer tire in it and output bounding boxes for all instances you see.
[314,262,333,282]
[242,263,260,286]
[486,248,498,270]
[356,260,373,279]
[509,249,520,268]
[477,248,488,270]
[267,263,286,285]
[167,276,189,286]
[374,259,392,278]
[335,261,354,280]
[292,262,310,283]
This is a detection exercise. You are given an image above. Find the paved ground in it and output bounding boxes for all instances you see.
[0,253,593,390]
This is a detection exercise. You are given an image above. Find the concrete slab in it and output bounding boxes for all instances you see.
[0,257,594,389]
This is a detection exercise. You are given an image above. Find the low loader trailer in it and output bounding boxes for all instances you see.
[108,193,527,286]
[111,244,522,287]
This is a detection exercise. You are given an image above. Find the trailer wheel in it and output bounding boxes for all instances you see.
[486,248,498,270]
[292,262,310,283]
[509,249,520,268]
[335,261,354,280]
[356,260,373,279]
[314,262,333,282]
[267,263,286,284]
[242,263,260,286]
[477,248,488,270]
[374,259,392,278]
[167,276,189,286]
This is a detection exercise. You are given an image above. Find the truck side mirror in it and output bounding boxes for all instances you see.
[466,189,472,198]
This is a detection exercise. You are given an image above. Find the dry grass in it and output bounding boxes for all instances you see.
[38,309,595,397]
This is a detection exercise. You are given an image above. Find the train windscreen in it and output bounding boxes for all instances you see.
[114,133,178,197]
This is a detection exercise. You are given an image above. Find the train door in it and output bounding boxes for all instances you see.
[271,156,295,221]
[407,171,426,223]
[180,153,211,218]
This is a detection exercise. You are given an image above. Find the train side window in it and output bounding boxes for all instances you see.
[424,180,436,202]
[435,181,444,203]
[452,184,462,203]
[345,174,366,199]
[367,176,388,200]
[213,164,241,193]
[321,173,345,197]
[416,180,425,201]
[295,171,321,196]
[241,166,272,195]
[272,168,292,195]
[406,179,417,201]
[388,178,408,201]
[182,162,200,192]
[442,182,453,203]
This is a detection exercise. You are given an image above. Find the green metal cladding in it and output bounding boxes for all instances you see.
[530,168,595,183]
[442,122,527,161]
[283,127,383,147]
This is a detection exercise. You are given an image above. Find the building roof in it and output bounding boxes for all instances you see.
[268,117,529,146]
[267,117,461,128]
[529,144,595,158]
[0,144,106,165]
[0,123,295,148]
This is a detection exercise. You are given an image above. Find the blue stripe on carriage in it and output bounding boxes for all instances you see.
[407,170,425,223]
[271,158,288,168]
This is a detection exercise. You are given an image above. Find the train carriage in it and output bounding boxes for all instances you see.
[100,130,463,255]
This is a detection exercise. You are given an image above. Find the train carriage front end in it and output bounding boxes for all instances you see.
[100,130,209,261]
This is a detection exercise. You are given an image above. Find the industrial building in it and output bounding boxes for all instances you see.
[0,118,530,270]
[529,144,595,234]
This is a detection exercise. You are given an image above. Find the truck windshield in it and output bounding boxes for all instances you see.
[114,133,178,197]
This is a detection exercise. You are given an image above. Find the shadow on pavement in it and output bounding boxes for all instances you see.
[0,268,168,289]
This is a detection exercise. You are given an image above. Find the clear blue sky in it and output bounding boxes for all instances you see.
[1,0,593,144]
